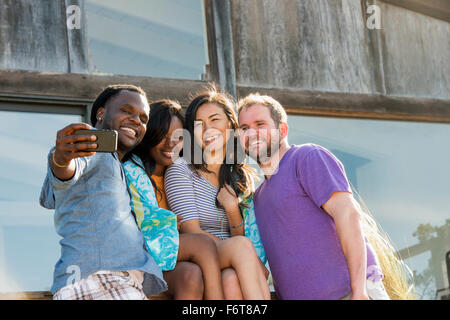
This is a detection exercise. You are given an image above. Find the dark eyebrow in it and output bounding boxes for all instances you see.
[120,104,134,110]
[195,113,222,122]
[120,104,138,113]
[121,104,149,122]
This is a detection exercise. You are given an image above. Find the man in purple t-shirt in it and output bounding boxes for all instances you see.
[237,94,390,300]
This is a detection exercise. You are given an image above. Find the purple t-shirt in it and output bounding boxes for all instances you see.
[254,144,382,300]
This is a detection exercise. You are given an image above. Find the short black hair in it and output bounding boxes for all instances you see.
[90,84,147,126]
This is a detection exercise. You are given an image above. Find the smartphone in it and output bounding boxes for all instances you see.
[74,129,118,153]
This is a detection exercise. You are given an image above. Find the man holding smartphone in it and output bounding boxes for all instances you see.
[40,84,167,300]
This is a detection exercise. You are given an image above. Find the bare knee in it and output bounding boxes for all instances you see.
[227,236,256,258]
[167,262,204,299]
[180,262,204,292]
[185,233,219,260]
[193,233,217,250]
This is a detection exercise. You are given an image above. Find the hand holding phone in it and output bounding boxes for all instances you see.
[51,123,98,180]
[74,129,118,153]
[51,125,118,180]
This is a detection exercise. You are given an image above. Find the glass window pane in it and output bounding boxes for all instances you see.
[0,111,82,293]
[288,115,450,299]
[86,0,209,79]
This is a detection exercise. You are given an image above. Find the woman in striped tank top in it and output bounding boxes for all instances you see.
[165,85,270,300]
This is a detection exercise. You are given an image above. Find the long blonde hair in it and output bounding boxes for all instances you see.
[352,188,416,300]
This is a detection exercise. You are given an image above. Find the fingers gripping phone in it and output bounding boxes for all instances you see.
[74,129,118,153]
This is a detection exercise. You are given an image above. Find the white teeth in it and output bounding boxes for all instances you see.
[204,135,218,142]
[250,140,263,146]
[121,127,136,136]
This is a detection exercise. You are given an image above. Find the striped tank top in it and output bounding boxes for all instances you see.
[164,158,231,239]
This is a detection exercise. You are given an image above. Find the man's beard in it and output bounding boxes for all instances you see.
[249,138,281,165]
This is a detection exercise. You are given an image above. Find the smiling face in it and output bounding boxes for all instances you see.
[238,104,283,164]
[149,116,184,170]
[97,90,150,156]
[194,102,233,155]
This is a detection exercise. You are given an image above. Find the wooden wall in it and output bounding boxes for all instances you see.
[0,0,448,119]
[230,0,450,100]
[0,0,89,73]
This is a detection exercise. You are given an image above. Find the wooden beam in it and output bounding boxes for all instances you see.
[203,0,220,84]
[0,93,91,122]
[1,70,449,123]
[0,69,208,106]
[0,291,172,300]
[0,291,53,300]
[63,0,90,73]
[237,86,450,123]
[204,0,237,97]
[381,0,450,23]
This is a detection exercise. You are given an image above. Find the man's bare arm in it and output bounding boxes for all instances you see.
[322,191,369,300]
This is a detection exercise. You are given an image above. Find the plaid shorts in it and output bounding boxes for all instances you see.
[53,270,148,300]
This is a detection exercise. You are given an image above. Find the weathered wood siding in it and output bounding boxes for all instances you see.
[0,0,89,73]
[231,0,374,93]
[379,2,450,99]
[230,0,450,99]
[0,0,448,112]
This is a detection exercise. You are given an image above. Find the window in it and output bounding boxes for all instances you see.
[0,111,83,292]
[86,0,209,79]
[287,115,450,299]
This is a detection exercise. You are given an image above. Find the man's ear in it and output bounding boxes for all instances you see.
[96,107,105,124]
[279,122,288,140]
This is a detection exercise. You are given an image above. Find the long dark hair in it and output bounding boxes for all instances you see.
[123,99,184,196]
[184,84,255,200]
